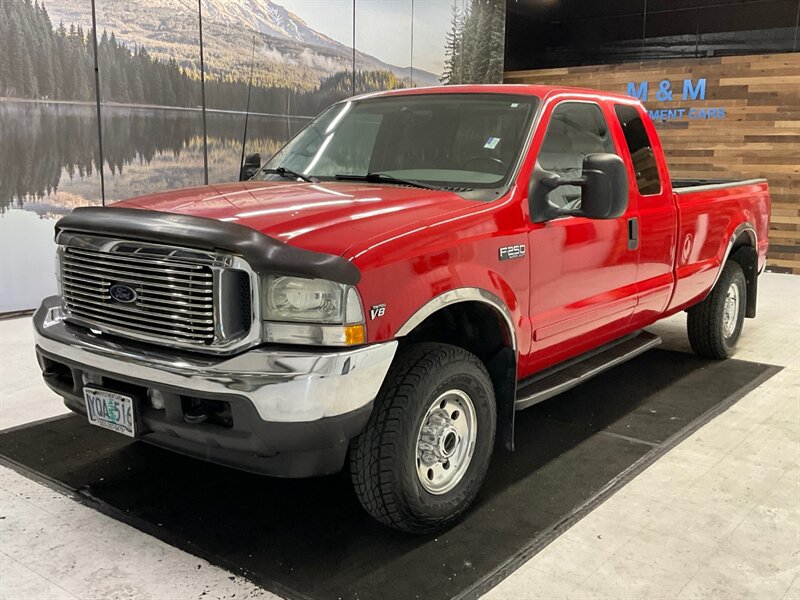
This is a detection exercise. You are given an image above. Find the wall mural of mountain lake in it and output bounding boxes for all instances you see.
[0,0,506,312]
[0,101,305,311]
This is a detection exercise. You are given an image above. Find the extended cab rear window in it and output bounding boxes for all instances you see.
[614,104,662,195]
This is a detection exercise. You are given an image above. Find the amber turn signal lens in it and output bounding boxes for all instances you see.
[344,324,365,345]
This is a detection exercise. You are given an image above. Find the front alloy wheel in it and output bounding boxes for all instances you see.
[350,343,496,533]
[416,389,478,495]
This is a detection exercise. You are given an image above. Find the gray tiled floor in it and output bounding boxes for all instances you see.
[1,273,798,600]
[487,273,800,600]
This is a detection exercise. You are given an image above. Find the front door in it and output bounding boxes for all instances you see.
[524,99,640,376]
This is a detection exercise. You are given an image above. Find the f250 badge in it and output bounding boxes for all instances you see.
[370,304,386,320]
[499,244,526,261]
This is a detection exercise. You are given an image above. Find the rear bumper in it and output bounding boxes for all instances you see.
[33,297,397,477]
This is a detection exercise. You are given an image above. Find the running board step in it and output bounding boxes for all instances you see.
[515,331,662,411]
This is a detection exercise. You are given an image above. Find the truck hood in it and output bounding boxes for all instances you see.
[113,181,475,256]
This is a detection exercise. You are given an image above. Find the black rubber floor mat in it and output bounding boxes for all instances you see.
[0,349,779,600]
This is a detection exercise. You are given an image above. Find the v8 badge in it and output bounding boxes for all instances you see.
[370,304,386,320]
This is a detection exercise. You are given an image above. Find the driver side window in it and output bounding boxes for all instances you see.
[538,102,616,209]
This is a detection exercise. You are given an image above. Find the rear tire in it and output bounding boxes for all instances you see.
[349,343,496,534]
[687,261,747,359]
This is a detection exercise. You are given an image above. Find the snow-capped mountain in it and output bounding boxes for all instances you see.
[201,0,439,84]
[202,0,342,52]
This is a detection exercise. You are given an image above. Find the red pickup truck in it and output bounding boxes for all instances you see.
[34,85,770,533]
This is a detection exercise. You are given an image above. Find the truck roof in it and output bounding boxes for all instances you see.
[351,84,639,105]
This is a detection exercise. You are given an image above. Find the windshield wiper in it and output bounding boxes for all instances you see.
[334,172,443,190]
[261,167,317,183]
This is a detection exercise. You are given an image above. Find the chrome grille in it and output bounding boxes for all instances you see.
[61,245,218,346]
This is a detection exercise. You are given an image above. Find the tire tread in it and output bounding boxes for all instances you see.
[687,261,746,359]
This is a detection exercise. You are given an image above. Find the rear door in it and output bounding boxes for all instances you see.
[610,102,677,326]
[525,98,640,375]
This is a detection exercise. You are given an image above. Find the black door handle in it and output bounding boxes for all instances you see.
[628,217,639,251]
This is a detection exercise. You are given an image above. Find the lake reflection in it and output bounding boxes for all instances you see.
[0,101,305,312]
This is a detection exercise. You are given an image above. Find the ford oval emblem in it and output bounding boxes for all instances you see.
[109,284,138,304]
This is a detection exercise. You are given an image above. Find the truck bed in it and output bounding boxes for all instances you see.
[667,177,770,315]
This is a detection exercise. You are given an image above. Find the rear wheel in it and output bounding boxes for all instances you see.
[349,343,496,533]
[687,261,747,359]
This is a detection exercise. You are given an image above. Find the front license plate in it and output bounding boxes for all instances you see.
[83,387,136,437]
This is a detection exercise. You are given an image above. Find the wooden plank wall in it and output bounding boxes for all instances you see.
[505,53,800,273]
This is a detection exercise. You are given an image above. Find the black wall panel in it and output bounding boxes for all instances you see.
[505,0,800,71]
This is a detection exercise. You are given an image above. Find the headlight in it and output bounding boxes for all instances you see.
[266,276,346,323]
[262,276,365,346]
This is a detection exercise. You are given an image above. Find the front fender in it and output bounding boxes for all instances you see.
[355,254,528,351]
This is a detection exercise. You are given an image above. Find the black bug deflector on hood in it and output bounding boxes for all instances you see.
[54,206,361,284]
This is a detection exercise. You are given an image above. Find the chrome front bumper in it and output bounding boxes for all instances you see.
[34,296,397,423]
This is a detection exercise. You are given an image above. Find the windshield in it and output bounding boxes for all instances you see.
[260,93,539,196]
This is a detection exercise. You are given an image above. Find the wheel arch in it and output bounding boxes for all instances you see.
[395,288,518,451]
[722,223,759,318]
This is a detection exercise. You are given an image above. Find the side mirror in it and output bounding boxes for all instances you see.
[529,153,628,223]
[239,153,261,181]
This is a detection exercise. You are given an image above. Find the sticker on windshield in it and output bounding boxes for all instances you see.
[484,136,501,149]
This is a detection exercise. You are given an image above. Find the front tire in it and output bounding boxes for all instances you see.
[687,260,747,359]
[349,343,496,534]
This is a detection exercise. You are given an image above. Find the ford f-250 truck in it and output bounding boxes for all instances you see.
[34,85,770,533]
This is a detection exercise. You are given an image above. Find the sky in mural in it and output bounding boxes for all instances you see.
[279,0,453,75]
